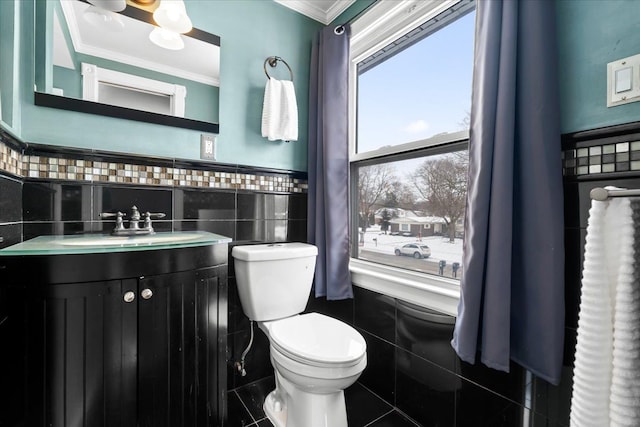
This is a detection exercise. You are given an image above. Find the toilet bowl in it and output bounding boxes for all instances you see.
[231,243,367,427]
[259,313,366,427]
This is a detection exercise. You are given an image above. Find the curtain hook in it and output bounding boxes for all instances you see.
[334,25,345,35]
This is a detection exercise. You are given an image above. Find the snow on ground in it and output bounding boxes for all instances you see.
[359,225,463,264]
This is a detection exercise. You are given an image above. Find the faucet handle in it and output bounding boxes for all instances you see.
[99,211,125,219]
[142,212,166,234]
[99,211,126,232]
[145,212,166,219]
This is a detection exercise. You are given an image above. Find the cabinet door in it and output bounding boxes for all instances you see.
[138,265,226,427]
[26,279,138,427]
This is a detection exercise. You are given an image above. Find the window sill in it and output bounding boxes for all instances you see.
[349,258,460,317]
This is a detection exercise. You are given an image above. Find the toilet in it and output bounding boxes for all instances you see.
[231,242,367,427]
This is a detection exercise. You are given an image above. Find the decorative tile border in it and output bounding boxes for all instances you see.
[0,139,22,177]
[0,137,307,193]
[563,140,640,176]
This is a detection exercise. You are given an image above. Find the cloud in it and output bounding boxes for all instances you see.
[403,119,429,133]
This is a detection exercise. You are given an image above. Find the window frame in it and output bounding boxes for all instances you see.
[348,0,474,316]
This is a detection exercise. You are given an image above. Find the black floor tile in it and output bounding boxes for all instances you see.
[235,376,275,421]
[254,418,274,427]
[227,390,255,427]
[366,410,419,427]
[346,382,393,427]
[232,378,399,427]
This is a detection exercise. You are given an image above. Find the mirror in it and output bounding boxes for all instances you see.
[34,0,220,133]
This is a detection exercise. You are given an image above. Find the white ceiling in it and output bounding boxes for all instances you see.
[273,0,356,25]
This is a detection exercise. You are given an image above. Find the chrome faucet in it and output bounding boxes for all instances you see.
[99,206,166,236]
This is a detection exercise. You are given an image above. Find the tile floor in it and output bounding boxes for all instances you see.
[228,376,420,427]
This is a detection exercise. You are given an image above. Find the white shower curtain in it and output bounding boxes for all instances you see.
[570,192,640,427]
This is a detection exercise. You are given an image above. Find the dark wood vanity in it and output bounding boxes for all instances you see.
[0,233,229,427]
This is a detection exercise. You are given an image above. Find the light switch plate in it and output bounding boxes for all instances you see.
[200,134,216,160]
[607,53,640,107]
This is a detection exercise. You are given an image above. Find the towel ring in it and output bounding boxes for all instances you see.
[264,56,293,81]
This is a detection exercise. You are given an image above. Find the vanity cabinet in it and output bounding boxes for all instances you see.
[0,236,229,427]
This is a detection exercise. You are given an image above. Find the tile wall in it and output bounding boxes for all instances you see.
[0,129,308,250]
[0,173,21,249]
[4,122,640,426]
[305,124,640,426]
[0,129,309,405]
[19,182,307,242]
[562,140,640,175]
[307,289,572,427]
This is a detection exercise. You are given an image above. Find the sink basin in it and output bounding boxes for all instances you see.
[56,233,201,247]
[0,231,232,256]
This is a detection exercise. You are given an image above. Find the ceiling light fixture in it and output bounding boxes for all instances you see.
[149,27,185,50]
[153,0,192,34]
[86,0,127,12]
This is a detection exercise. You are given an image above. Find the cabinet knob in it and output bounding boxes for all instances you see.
[123,291,136,303]
[141,288,153,300]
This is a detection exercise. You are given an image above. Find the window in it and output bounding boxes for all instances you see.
[349,0,475,315]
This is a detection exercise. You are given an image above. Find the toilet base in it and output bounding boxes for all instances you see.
[263,372,348,427]
[264,390,287,427]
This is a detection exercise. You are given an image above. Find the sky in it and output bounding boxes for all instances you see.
[357,10,476,156]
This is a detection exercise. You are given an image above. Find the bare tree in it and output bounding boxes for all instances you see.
[413,152,468,242]
[459,110,471,130]
[384,181,417,211]
[358,164,396,229]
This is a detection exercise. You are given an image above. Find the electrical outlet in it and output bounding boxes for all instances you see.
[200,134,216,160]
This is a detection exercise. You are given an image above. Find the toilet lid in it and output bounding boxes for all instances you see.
[269,313,366,366]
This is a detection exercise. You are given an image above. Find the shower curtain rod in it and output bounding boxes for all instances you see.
[590,187,640,201]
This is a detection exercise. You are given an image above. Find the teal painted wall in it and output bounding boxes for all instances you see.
[10,0,638,169]
[14,0,322,172]
[557,0,640,133]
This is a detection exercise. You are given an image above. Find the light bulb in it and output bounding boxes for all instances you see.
[153,0,192,34]
[149,27,184,50]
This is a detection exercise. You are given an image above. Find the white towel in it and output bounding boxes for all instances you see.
[610,199,640,427]
[261,78,298,142]
[570,189,640,427]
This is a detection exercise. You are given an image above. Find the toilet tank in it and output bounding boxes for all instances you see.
[231,243,318,321]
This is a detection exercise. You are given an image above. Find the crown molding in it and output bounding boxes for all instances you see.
[274,0,356,25]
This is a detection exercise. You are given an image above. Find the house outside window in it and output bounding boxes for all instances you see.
[348,0,475,315]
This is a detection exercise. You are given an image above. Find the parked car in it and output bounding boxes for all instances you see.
[394,243,431,259]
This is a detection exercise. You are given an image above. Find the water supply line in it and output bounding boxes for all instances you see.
[235,321,254,377]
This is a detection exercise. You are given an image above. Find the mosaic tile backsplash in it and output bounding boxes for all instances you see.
[0,139,22,177]
[0,137,307,193]
[563,140,640,176]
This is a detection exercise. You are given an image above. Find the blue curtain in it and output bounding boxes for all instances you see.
[451,0,565,385]
[307,25,352,300]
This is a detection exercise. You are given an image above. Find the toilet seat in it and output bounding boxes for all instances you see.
[268,313,366,368]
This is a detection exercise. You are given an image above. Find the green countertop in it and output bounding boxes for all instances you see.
[0,231,232,256]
